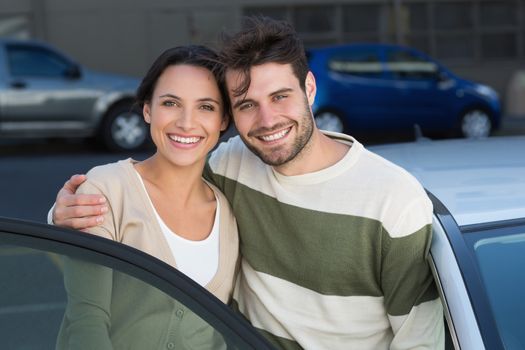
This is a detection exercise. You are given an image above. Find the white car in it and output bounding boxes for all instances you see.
[371,136,525,350]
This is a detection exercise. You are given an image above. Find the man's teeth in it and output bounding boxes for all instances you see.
[169,135,201,144]
[260,128,289,142]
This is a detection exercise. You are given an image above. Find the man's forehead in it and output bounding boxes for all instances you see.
[225,63,297,92]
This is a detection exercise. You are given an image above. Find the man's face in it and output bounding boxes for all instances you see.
[226,63,316,167]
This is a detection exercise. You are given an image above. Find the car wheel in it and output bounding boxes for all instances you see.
[460,109,492,138]
[101,103,149,152]
[314,111,344,133]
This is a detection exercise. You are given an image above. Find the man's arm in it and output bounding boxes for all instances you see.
[382,197,444,349]
[49,174,108,230]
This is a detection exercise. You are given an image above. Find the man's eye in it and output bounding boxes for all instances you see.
[239,102,253,111]
[274,95,287,101]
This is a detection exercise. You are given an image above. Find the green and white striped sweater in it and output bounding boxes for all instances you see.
[205,132,444,350]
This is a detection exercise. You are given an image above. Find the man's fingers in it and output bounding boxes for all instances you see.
[56,193,106,207]
[54,201,107,221]
[63,174,87,194]
[57,216,105,231]
[52,173,107,231]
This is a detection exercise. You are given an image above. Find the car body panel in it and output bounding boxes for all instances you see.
[370,136,525,226]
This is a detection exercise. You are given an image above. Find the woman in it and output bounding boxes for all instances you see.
[56,46,238,349]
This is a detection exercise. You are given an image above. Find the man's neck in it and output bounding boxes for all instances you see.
[273,130,350,176]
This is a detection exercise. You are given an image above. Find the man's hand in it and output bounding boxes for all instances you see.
[53,174,108,230]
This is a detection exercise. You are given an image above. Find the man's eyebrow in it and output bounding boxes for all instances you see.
[271,88,293,96]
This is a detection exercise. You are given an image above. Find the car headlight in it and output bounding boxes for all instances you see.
[475,84,499,99]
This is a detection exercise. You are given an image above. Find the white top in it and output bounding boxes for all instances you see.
[134,170,219,286]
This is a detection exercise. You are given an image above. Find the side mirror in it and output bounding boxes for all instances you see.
[64,64,81,79]
[435,70,450,82]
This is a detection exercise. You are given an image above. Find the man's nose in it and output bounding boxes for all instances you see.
[257,103,276,127]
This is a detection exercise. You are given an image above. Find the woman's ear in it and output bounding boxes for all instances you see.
[143,104,151,124]
[220,114,230,132]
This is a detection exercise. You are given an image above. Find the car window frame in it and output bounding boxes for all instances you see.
[0,216,276,350]
[427,191,506,350]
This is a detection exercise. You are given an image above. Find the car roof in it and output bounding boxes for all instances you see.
[369,136,525,226]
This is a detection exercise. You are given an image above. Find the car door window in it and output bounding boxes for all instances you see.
[6,45,72,78]
[327,48,383,78]
[385,49,439,81]
[0,220,274,350]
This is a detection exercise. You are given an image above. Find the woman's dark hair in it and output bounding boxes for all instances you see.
[219,16,309,98]
[136,45,230,129]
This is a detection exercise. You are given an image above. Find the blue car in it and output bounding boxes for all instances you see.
[308,44,501,139]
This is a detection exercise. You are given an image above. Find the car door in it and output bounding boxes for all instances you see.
[0,44,100,137]
[380,47,457,132]
[0,218,275,350]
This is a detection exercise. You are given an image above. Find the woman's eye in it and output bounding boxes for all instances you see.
[200,104,215,111]
[162,100,177,107]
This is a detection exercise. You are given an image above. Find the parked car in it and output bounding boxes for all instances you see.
[0,39,149,152]
[370,135,525,349]
[308,44,501,139]
[1,136,523,349]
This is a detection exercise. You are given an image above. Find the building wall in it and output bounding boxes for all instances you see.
[0,0,523,112]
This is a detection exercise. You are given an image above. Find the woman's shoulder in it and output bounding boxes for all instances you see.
[78,158,138,195]
[85,158,136,182]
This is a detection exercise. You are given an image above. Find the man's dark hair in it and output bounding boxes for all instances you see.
[219,16,309,98]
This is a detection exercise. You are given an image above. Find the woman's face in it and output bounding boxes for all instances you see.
[143,64,227,168]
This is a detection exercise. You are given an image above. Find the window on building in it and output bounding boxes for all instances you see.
[243,6,289,22]
[342,4,395,43]
[480,1,518,59]
[244,1,524,61]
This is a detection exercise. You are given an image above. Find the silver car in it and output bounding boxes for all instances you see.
[0,39,148,152]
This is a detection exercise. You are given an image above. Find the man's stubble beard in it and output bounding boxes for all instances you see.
[240,98,314,167]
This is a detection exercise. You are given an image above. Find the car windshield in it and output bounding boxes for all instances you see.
[466,223,525,349]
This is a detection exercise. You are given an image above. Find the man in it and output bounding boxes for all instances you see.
[52,16,444,349]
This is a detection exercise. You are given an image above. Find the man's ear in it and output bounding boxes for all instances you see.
[305,71,316,106]
[143,104,151,124]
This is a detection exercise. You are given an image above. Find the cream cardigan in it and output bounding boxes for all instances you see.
[74,158,239,302]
